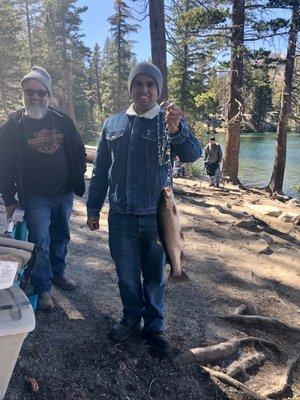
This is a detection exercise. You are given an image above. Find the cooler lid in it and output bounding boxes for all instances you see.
[0,286,36,337]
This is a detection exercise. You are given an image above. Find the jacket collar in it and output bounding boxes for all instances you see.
[126,103,160,119]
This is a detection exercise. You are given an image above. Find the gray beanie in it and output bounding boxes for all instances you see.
[21,66,52,96]
[128,62,163,97]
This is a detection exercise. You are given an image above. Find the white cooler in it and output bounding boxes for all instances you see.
[0,286,35,400]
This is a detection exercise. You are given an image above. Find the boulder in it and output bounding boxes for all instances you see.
[246,204,282,217]
[279,213,295,223]
[292,215,300,225]
[236,216,258,230]
[259,245,273,255]
[279,213,300,223]
[287,198,300,207]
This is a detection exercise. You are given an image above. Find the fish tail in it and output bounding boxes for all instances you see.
[168,270,190,284]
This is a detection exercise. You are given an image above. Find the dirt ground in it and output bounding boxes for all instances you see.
[1,174,300,400]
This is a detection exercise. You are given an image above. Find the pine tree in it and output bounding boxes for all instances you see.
[92,43,103,116]
[222,0,245,184]
[107,0,139,113]
[16,0,42,66]
[168,0,227,127]
[40,0,89,125]
[149,0,168,100]
[268,0,300,194]
[0,0,25,121]
[249,51,273,132]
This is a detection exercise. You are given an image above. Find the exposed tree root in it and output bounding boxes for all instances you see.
[226,351,266,380]
[173,339,240,366]
[271,192,291,203]
[262,355,299,399]
[173,337,279,366]
[201,366,271,400]
[221,314,300,335]
[236,337,280,352]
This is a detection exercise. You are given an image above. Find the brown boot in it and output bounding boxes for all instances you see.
[52,275,77,291]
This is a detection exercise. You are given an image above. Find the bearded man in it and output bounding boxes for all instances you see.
[0,66,86,311]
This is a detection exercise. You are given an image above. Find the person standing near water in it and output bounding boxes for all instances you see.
[204,137,223,187]
[86,62,201,354]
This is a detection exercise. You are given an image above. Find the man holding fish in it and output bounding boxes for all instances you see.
[86,62,201,354]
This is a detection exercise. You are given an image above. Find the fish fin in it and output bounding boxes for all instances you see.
[180,231,184,240]
[168,270,190,284]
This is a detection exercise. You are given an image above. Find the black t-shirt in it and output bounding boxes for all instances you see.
[21,111,71,198]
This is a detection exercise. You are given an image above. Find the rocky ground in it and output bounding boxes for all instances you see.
[1,173,299,400]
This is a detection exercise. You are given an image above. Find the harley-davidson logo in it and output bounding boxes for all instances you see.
[28,129,64,154]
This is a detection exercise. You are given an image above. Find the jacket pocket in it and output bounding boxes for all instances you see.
[106,129,125,141]
[141,129,158,142]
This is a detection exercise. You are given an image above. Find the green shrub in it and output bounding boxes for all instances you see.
[294,185,300,193]
[186,162,204,178]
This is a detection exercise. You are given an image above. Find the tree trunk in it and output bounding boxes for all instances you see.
[94,58,102,114]
[222,0,245,184]
[149,0,168,101]
[267,2,299,194]
[116,0,122,112]
[25,0,33,67]
[61,31,76,123]
[88,62,95,133]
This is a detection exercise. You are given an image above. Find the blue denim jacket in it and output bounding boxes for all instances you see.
[87,112,201,216]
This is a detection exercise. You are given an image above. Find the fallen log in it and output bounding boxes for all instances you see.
[262,355,299,399]
[221,314,300,335]
[173,337,279,366]
[202,366,271,400]
[226,351,266,380]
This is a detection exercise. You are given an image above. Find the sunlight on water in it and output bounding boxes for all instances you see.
[86,132,300,198]
[213,132,300,198]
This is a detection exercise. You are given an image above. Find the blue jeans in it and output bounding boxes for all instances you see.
[23,192,74,295]
[108,211,166,332]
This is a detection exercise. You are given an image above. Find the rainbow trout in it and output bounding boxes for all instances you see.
[157,187,189,283]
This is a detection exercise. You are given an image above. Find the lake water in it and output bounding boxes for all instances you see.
[86,132,300,199]
[204,132,300,199]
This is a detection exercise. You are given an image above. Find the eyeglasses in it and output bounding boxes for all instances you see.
[23,88,48,98]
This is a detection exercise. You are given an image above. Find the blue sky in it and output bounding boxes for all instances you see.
[76,1,290,63]
[77,0,151,61]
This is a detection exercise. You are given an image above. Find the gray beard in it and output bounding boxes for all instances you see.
[24,104,49,119]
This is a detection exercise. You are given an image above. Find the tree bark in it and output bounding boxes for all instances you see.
[149,0,168,101]
[61,26,76,123]
[94,55,103,113]
[223,0,245,184]
[267,2,299,194]
[25,0,34,67]
[116,0,122,112]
